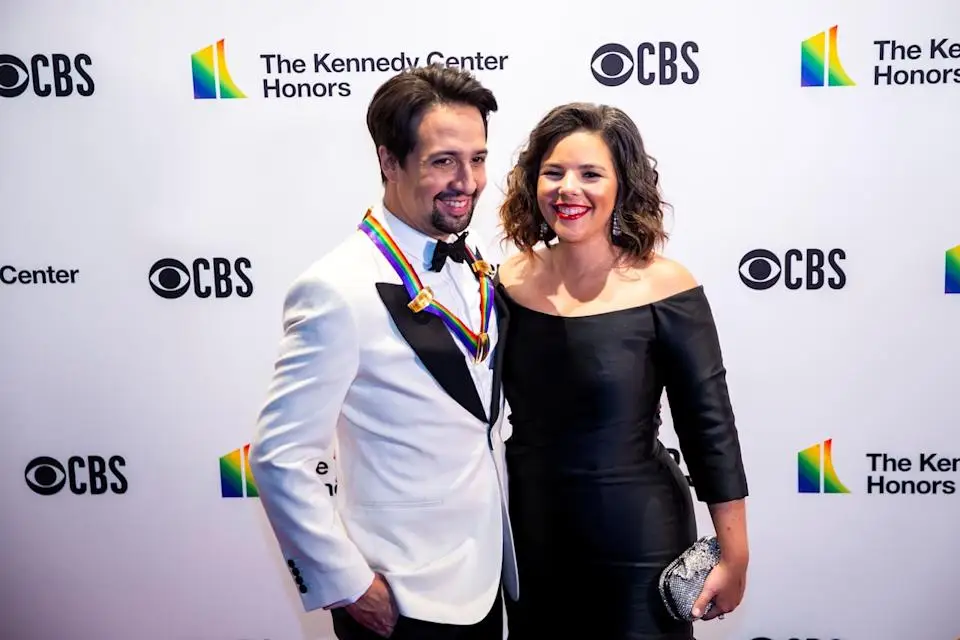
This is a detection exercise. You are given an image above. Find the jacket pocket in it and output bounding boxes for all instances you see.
[353,498,444,510]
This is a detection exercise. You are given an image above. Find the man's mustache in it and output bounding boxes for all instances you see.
[434,190,477,201]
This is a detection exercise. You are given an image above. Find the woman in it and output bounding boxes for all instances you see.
[496,103,749,639]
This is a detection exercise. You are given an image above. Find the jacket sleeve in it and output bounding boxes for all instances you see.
[249,272,374,611]
[651,287,749,505]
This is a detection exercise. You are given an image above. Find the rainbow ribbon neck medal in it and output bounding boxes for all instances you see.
[359,209,494,363]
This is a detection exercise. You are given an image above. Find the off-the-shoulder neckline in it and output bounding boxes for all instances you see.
[497,284,705,320]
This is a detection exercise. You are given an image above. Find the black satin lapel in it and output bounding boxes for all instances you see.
[489,279,511,426]
[376,283,487,424]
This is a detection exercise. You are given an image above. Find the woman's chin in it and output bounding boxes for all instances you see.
[551,221,602,245]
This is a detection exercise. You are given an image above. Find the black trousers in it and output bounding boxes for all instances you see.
[331,588,503,640]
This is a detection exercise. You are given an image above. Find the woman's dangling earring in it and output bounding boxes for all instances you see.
[540,221,549,239]
[611,209,622,238]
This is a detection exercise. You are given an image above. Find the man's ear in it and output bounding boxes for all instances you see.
[378,145,401,183]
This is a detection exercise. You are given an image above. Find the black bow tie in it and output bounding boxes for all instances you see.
[430,233,470,272]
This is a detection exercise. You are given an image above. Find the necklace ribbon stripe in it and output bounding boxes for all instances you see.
[359,210,493,363]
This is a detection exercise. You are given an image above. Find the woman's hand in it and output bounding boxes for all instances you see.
[691,558,747,621]
[697,498,749,621]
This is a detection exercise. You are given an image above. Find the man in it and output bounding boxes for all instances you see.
[249,64,517,640]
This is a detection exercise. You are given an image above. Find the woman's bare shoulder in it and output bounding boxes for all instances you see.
[498,248,549,288]
[630,254,700,301]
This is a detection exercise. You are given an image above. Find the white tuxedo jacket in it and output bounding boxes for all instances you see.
[249,205,518,625]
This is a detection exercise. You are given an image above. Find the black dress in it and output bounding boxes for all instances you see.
[499,284,748,640]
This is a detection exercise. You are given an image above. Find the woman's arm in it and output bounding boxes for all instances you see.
[710,498,749,568]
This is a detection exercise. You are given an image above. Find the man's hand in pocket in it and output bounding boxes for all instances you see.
[345,574,399,637]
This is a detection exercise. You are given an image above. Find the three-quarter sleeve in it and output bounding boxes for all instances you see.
[651,286,749,504]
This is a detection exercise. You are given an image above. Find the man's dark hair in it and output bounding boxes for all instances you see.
[366,64,499,183]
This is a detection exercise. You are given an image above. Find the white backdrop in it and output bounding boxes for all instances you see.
[2,1,959,639]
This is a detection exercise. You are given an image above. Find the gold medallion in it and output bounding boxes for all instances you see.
[474,332,491,363]
[407,286,434,313]
[471,260,495,277]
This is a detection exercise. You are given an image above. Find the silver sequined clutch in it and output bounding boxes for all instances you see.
[658,535,721,621]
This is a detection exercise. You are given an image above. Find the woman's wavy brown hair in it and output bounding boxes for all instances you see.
[499,102,669,263]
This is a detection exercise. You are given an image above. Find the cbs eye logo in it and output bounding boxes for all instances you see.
[0,53,94,98]
[739,248,846,291]
[149,257,253,299]
[590,41,700,87]
[24,455,127,496]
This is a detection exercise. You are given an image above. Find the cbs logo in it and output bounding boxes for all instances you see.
[0,53,94,98]
[739,249,846,291]
[24,455,127,496]
[149,257,253,299]
[591,42,699,87]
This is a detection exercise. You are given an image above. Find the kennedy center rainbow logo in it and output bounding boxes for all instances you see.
[192,39,246,99]
[946,245,960,294]
[801,25,855,87]
[220,443,259,498]
[798,438,850,493]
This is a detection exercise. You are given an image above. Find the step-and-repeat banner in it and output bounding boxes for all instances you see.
[2,1,959,639]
